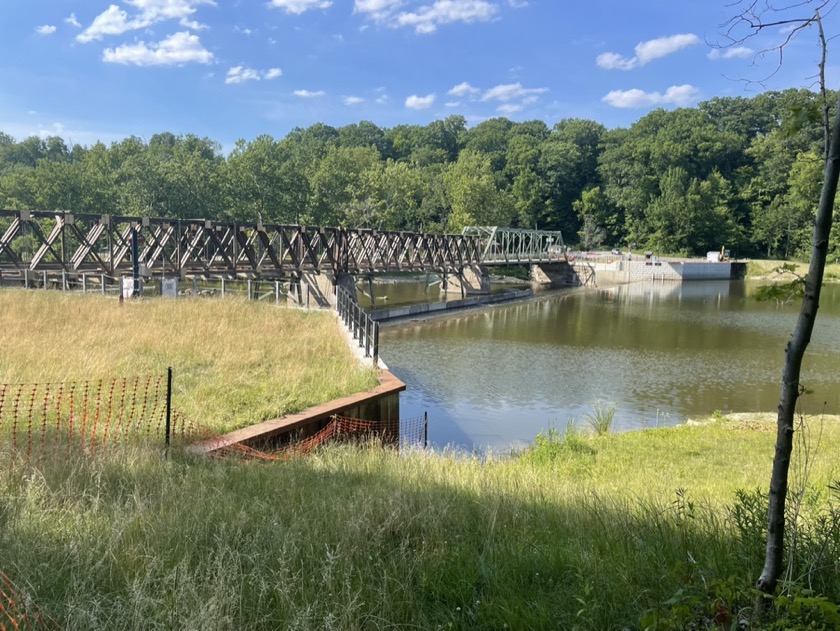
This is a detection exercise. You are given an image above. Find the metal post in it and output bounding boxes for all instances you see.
[101,273,106,295]
[61,270,66,291]
[424,411,428,449]
[82,273,87,293]
[131,227,140,297]
[373,321,379,366]
[164,367,172,457]
[221,277,225,298]
[275,281,280,305]
[24,268,28,289]
[247,279,252,301]
[43,270,47,289]
[306,284,310,309]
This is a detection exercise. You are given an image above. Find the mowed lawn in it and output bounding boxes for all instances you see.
[0,290,378,432]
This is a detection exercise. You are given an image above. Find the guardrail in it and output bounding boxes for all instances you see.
[335,285,379,366]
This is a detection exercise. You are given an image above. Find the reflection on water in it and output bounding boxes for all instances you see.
[381,281,840,452]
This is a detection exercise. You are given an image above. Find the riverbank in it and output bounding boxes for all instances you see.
[0,290,378,433]
[2,412,838,629]
[746,259,840,281]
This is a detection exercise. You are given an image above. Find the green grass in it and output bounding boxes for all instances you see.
[0,290,378,433]
[2,413,840,629]
[746,259,840,281]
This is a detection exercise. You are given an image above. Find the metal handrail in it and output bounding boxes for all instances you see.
[335,284,379,367]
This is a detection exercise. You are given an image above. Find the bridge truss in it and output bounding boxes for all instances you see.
[462,226,567,264]
[0,210,485,281]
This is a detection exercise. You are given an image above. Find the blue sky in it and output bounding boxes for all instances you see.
[0,0,836,151]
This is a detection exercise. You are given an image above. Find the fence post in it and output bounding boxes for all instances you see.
[275,281,280,305]
[424,411,428,449]
[24,268,28,289]
[221,277,225,298]
[43,270,47,289]
[373,321,379,367]
[165,367,173,457]
[247,279,252,301]
[82,273,87,293]
[101,273,106,295]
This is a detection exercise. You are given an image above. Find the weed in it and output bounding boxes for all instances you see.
[585,402,616,436]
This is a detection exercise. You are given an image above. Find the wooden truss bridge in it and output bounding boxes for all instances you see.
[0,210,567,283]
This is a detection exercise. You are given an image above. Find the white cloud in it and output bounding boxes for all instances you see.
[78,5,133,42]
[405,93,436,109]
[597,33,699,71]
[357,0,497,34]
[635,33,699,64]
[225,66,281,84]
[602,84,699,108]
[78,0,215,43]
[445,101,461,107]
[396,1,497,34]
[102,31,214,65]
[708,46,754,60]
[448,81,480,98]
[36,25,57,35]
[65,13,82,27]
[294,89,326,97]
[596,52,637,71]
[226,66,260,84]
[481,82,547,102]
[507,0,527,6]
[497,103,523,115]
[343,96,364,105]
[269,0,332,14]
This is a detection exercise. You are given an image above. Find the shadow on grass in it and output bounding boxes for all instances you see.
[0,440,813,630]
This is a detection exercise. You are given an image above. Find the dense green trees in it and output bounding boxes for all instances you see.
[1,88,836,259]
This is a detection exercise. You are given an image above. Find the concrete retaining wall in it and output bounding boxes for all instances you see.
[370,288,532,322]
[593,260,742,283]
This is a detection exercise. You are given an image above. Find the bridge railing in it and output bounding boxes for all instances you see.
[335,285,379,367]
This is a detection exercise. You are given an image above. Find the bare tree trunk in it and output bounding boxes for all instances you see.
[756,90,840,596]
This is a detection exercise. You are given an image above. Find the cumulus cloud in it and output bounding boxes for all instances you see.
[448,81,480,98]
[269,0,332,14]
[708,46,754,60]
[264,68,283,80]
[102,31,214,65]
[35,25,57,35]
[294,89,326,97]
[343,96,364,105]
[78,0,215,43]
[601,84,699,108]
[356,0,498,34]
[65,13,82,27]
[225,66,260,84]
[597,33,699,70]
[498,103,523,115]
[480,82,547,102]
[596,52,638,71]
[405,93,436,109]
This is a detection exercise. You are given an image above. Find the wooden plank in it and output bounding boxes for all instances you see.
[189,370,406,454]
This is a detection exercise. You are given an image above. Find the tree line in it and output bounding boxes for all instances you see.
[2,87,839,260]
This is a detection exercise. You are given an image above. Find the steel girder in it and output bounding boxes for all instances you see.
[0,210,486,279]
[461,226,566,264]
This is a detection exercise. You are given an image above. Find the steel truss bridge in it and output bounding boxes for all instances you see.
[0,210,566,282]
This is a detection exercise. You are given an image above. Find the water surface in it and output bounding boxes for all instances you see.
[380,281,840,452]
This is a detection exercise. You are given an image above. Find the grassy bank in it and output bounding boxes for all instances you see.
[746,259,840,282]
[0,290,378,433]
[2,414,840,629]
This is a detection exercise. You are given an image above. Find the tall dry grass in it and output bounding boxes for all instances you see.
[0,290,378,432]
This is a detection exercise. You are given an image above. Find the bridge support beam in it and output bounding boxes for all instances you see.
[288,271,357,308]
[443,264,491,297]
[531,262,593,288]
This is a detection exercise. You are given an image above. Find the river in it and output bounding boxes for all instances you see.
[378,280,840,452]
